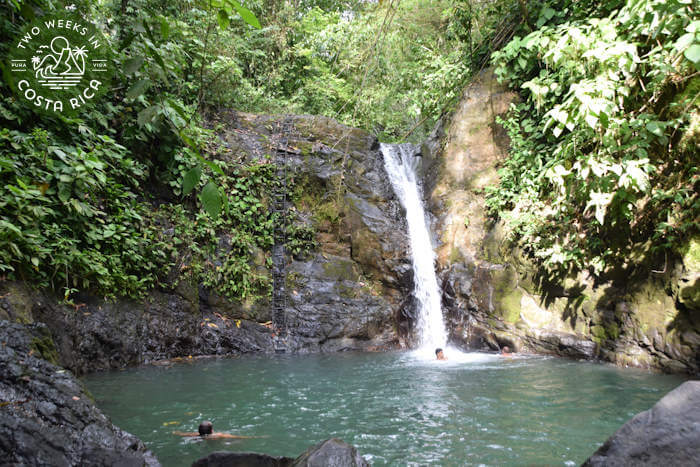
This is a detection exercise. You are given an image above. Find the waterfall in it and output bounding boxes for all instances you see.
[380,143,448,351]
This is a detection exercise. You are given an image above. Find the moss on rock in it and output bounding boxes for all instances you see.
[30,332,60,366]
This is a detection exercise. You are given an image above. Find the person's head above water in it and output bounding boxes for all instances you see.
[198,421,213,436]
[435,348,447,360]
[500,346,513,357]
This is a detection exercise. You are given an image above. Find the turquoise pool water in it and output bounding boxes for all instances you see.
[82,350,686,466]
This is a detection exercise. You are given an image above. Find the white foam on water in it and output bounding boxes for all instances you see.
[381,143,447,351]
[407,346,500,365]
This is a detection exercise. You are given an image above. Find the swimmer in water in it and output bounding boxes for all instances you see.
[174,421,254,439]
[435,348,447,360]
[500,346,513,357]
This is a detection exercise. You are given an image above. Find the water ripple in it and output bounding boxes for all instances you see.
[83,351,686,466]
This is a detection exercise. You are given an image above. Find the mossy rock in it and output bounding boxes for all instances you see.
[321,259,360,282]
[590,325,606,343]
[679,274,700,311]
[499,290,522,324]
[30,330,60,366]
[489,266,523,323]
[0,282,35,324]
[682,236,700,272]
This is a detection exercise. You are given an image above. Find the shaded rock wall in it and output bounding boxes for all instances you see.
[0,281,275,375]
[426,68,700,374]
[0,320,159,466]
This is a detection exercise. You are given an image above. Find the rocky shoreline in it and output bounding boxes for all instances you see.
[0,318,374,466]
[0,321,159,466]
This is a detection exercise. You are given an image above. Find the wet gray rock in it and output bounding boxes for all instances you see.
[191,451,293,467]
[191,438,368,467]
[292,438,369,467]
[284,254,398,353]
[583,381,700,466]
[0,282,275,376]
[0,320,159,466]
[209,112,414,352]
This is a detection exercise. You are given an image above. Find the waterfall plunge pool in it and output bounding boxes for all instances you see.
[82,350,685,466]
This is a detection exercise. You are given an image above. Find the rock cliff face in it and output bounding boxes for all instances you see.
[217,113,412,352]
[425,68,700,374]
[0,321,159,466]
[0,112,411,374]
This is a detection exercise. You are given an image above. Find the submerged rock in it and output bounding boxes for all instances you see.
[583,381,700,466]
[292,438,369,467]
[0,320,159,466]
[191,452,293,467]
[192,438,368,467]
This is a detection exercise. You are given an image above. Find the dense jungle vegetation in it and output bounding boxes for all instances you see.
[0,0,697,304]
[488,0,699,278]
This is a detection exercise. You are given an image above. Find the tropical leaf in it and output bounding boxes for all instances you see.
[200,181,222,218]
[182,167,202,196]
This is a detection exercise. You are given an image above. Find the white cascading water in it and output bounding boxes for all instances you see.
[381,143,448,353]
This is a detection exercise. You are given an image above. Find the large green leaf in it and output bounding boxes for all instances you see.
[126,79,150,100]
[123,56,144,75]
[229,0,261,29]
[684,44,700,64]
[160,16,170,39]
[217,9,230,30]
[137,105,160,126]
[182,167,202,196]
[200,181,222,218]
[180,132,226,176]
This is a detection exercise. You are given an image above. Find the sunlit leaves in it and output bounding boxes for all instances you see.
[585,191,614,225]
[685,45,700,65]
[489,0,699,276]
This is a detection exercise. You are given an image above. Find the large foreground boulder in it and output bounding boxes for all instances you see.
[583,381,700,466]
[0,320,159,466]
[192,438,368,467]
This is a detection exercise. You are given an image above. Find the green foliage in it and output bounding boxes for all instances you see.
[0,122,171,298]
[195,0,523,141]
[489,0,699,275]
[0,0,310,303]
[286,223,316,259]
[162,161,278,302]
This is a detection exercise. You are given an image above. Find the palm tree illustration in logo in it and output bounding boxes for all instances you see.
[33,36,86,89]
